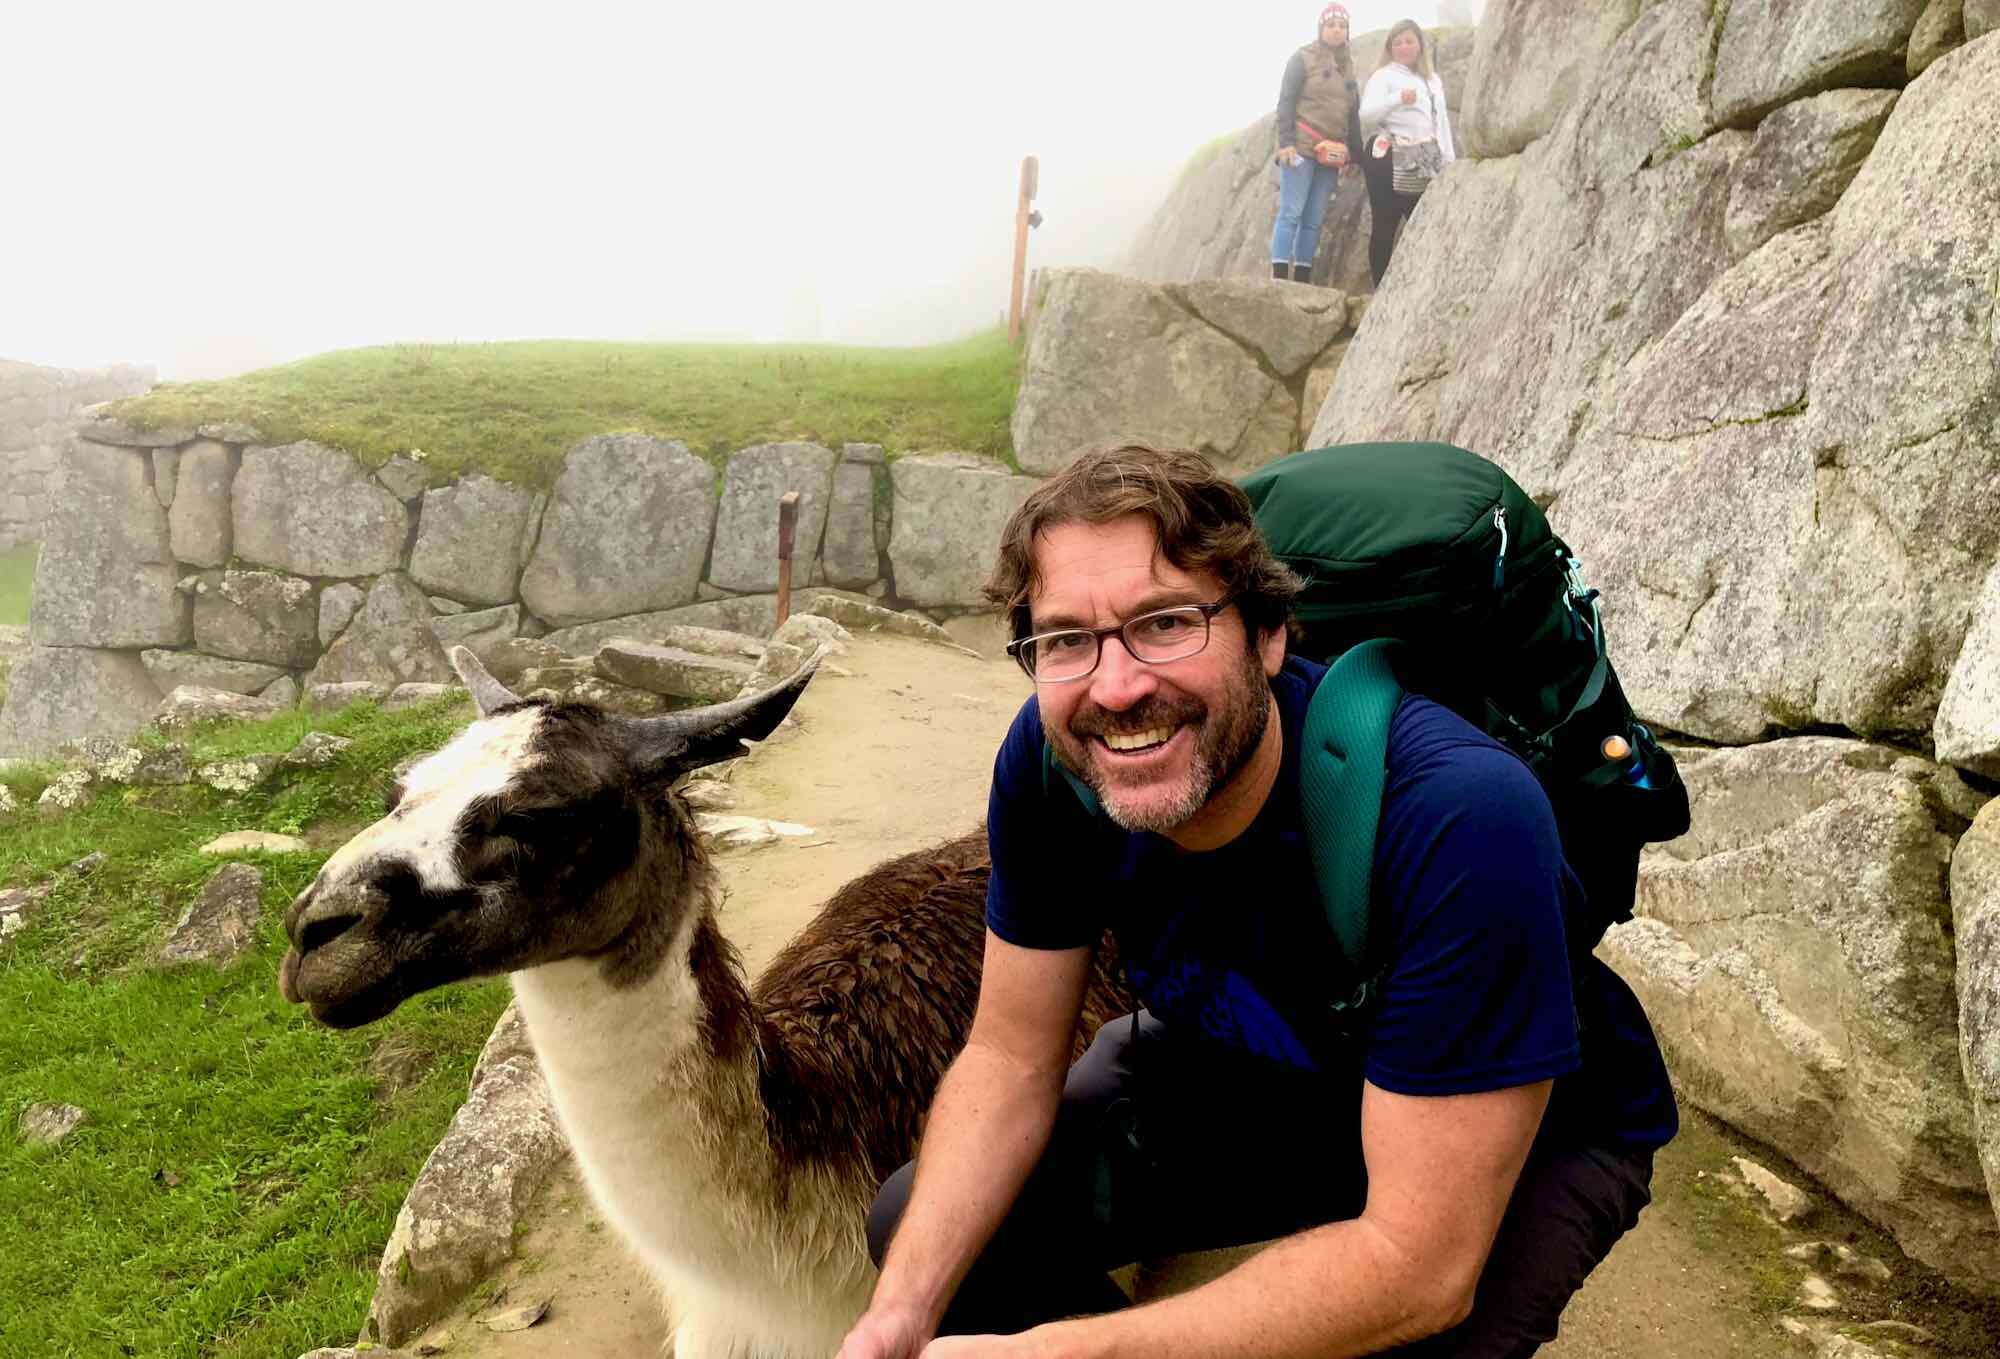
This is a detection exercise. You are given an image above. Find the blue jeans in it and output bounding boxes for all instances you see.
[1270,156,1342,267]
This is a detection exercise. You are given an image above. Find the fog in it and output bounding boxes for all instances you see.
[2,0,1477,379]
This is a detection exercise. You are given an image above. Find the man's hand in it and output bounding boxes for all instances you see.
[837,1304,932,1359]
[923,1330,1067,1358]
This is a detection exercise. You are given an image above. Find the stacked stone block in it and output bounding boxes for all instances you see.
[0,359,155,551]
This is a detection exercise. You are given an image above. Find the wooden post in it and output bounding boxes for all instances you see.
[774,491,801,629]
[1007,155,1039,344]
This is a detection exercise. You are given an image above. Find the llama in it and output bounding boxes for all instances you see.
[279,646,1128,1358]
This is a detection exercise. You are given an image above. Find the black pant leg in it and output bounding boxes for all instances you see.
[1385,1143,1656,1359]
[1363,151,1401,286]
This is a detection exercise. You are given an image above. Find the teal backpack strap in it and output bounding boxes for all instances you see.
[1298,638,1407,1020]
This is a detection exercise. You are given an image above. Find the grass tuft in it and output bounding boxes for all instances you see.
[0,540,36,628]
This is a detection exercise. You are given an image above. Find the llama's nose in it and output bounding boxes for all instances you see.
[285,881,380,956]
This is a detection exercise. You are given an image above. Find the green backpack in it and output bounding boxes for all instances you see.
[1046,442,1690,1021]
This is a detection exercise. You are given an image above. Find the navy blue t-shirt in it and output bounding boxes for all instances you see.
[985,656,1677,1150]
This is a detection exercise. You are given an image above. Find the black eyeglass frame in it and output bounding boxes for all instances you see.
[1004,599,1235,683]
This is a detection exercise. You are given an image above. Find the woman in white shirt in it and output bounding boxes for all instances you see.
[1357,20,1457,286]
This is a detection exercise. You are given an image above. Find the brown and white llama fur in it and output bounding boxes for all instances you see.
[280,647,1126,1358]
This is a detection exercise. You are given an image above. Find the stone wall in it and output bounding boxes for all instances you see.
[0,359,155,551]
[0,420,1034,758]
[1305,0,2000,1293]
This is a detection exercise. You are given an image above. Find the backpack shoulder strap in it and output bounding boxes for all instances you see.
[1298,638,1407,1017]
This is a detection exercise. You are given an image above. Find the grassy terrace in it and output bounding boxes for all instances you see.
[0,699,509,1358]
[1,540,36,627]
[105,332,1023,490]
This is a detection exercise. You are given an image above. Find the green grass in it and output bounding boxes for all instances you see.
[0,697,511,1358]
[0,540,35,627]
[1173,132,1240,190]
[104,332,1024,491]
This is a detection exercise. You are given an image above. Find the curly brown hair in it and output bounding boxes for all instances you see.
[982,443,1301,643]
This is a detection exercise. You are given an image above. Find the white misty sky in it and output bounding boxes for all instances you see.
[2,0,1472,378]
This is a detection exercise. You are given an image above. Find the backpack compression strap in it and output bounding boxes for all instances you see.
[1299,637,1407,1018]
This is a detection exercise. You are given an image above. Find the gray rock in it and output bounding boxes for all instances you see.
[74,412,191,447]
[19,1102,87,1144]
[281,731,353,769]
[1012,269,1296,478]
[1972,0,2000,37]
[233,442,410,577]
[198,831,308,855]
[709,442,838,593]
[820,461,883,589]
[1909,0,1967,75]
[887,455,1036,608]
[0,878,52,939]
[30,440,189,648]
[841,441,886,465]
[409,475,543,606]
[567,675,673,715]
[770,613,852,657]
[151,447,179,507]
[364,1003,566,1348]
[93,743,193,786]
[318,583,365,647]
[190,569,319,670]
[802,595,970,651]
[544,614,769,660]
[167,439,234,567]
[1602,738,1999,1291]
[158,863,264,964]
[197,753,281,794]
[594,641,754,702]
[1724,89,1900,258]
[1953,800,2000,1241]
[306,681,388,713]
[0,647,165,758]
[382,682,464,712]
[37,769,94,812]
[1712,0,1927,126]
[308,573,452,689]
[1936,557,2000,776]
[260,675,299,709]
[1461,0,1646,158]
[374,455,431,502]
[1732,1157,1813,1224]
[155,686,282,732]
[195,420,261,445]
[1172,277,1347,378]
[481,637,562,687]
[0,782,17,817]
[518,434,715,625]
[1314,18,2000,744]
[140,651,286,697]
[731,639,807,697]
[428,596,466,615]
[428,604,522,658]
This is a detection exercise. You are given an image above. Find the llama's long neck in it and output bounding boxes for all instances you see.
[506,825,874,1318]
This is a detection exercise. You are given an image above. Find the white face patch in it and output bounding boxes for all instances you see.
[318,706,548,894]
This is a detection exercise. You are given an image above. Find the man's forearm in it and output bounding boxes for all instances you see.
[1039,1216,1466,1359]
[867,1041,1065,1330]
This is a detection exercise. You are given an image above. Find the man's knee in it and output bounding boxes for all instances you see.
[866,1161,917,1267]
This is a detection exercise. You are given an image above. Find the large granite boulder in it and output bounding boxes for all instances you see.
[1313,18,2000,743]
[31,440,189,648]
[1711,0,1926,126]
[1953,800,2000,1233]
[308,573,452,688]
[1460,0,1645,158]
[363,1004,567,1348]
[233,442,410,577]
[1936,559,2000,776]
[156,686,282,731]
[594,641,754,703]
[409,475,544,606]
[0,647,163,757]
[1012,269,1298,478]
[158,863,265,966]
[888,455,1037,608]
[428,604,523,658]
[191,570,319,669]
[1602,739,1999,1291]
[168,439,234,567]
[518,435,715,626]
[1973,0,2000,37]
[1175,278,1348,378]
[1723,89,1901,258]
[821,450,885,589]
[540,591,851,651]
[140,651,285,697]
[708,442,837,593]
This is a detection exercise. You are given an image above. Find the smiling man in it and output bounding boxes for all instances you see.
[838,445,1675,1359]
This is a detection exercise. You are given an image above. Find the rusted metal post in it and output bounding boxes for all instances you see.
[1008,155,1040,344]
[774,491,801,629]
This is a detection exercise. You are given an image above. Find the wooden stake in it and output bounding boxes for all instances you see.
[774,491,801,629]
[1008,155,1039,344]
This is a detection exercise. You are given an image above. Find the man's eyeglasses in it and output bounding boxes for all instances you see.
[1006,600,1233,683]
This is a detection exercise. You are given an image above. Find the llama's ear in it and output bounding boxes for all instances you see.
[449,645,521,717]
[623,647,826,780]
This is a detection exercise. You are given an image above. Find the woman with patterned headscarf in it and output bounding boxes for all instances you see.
[1270,4,1363,285]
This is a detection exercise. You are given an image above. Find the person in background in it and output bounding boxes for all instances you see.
[1359,19,1457,287]
[1269,4,1362,286]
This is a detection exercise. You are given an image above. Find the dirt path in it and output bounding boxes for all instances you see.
[408,634,1987,1359]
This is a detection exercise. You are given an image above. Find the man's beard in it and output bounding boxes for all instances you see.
[1052,647,1273,835]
